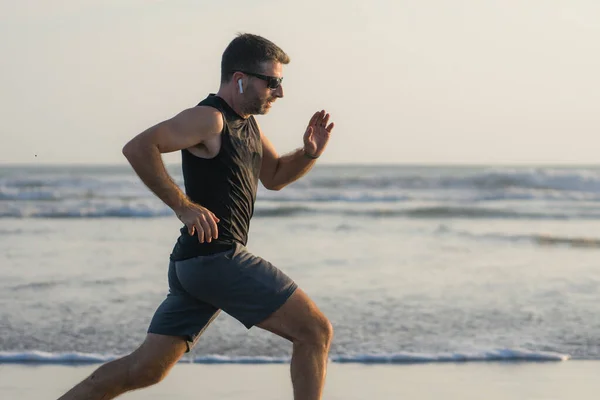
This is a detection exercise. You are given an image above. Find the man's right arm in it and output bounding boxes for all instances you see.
[122,106,223,242]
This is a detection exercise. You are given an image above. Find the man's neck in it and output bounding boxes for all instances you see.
[215,88,250,119]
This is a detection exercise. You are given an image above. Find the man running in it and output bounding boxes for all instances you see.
[59,33,335,400]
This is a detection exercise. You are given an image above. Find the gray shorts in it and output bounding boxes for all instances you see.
[148,242,297,351]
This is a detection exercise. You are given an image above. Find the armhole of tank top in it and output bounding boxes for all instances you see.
[182,105,227,159]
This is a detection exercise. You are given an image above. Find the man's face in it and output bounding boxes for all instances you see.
[243,61,284,115]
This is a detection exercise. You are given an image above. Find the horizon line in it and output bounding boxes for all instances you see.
[2,161,600,168]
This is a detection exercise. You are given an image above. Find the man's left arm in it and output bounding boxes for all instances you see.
[260,110,335,191]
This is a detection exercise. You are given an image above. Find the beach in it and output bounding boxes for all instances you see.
[2,164,600,399]
[2,361,600,399]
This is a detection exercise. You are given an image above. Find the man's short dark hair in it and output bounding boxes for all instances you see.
[221,33,290,83]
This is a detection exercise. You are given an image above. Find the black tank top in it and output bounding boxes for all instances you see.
[170,94,262,261]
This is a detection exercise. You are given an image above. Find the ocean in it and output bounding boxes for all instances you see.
[1,164,600,365]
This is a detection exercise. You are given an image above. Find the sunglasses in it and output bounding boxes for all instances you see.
[237,70,283,89]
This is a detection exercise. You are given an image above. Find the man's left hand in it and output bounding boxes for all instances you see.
[303,110,335,158]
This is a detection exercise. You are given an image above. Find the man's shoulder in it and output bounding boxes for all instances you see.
[174,104,223,140]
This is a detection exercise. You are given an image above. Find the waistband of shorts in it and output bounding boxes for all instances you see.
[170,242,237,261]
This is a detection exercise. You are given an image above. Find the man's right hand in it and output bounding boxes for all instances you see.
[176,202,220,243]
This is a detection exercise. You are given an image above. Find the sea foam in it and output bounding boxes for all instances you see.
[0,349,570,365]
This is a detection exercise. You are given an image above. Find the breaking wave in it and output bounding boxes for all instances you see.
[0,348,570,365]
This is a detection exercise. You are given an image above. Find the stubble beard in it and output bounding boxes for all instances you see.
[243,88,274,116]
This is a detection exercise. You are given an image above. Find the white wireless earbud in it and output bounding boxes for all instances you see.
[238,79,244,94]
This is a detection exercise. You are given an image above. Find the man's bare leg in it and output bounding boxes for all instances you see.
[257,288,333,400]
[57,334,187,400]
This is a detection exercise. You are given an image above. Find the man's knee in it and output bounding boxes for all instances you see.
[319,317,334,347]
[122,333,186,389]
[299,313,334,348]
[126,355,171,389]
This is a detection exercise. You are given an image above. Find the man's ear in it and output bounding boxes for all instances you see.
[232,71,245,92]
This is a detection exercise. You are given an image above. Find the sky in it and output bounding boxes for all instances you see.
[1,0,599,165]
